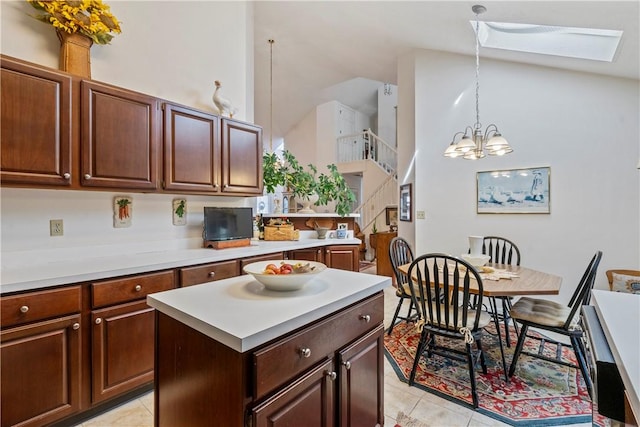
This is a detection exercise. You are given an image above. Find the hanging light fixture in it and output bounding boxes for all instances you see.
[268,38,275,153]
[444,4,512,160]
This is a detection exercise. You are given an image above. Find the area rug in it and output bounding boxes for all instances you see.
[385,321,605,426]
[394,411,428,427]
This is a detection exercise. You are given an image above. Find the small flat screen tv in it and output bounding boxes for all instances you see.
[203,207,253,242]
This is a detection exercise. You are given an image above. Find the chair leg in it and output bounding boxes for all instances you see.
[476,339,488,374]
[506,297,519,337]
[508,324,529,377]
[409,331,429,385]
[387,297,405,336]
[570,335,593,398]
[489,297,508,382]
[501,297,512,348]
[466,342,479,408]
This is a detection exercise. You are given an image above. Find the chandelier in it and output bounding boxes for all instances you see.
[444,5,512,160]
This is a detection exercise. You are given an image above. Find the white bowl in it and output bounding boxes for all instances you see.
[460,253,491,267]
[242,260,327,291]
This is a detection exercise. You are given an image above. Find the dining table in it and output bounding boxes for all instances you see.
[397,261,563,381]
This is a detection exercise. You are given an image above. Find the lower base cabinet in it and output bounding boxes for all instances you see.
[155,292,384,426]
[289,245,360,272]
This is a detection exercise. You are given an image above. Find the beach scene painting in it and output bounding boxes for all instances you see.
[477,167,550,214]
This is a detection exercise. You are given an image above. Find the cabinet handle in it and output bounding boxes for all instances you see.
[299,347,311,358]
[342,361,351,370]
[213,183,219,189]
[208,272,216,278]
[224,184,229,189]
[326,250,329,254]
[19,305,29,313]
[326,371,337,381]
[135,284,142,292]
[317,249,321,254]
[63,173,71,179]
[95,318,102,325]
[84,174,91,180]
[359,314,371,323]
[72,322,80,330]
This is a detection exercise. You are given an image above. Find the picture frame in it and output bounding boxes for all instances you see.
[385,207,398,225]
[399,183,412,221]
[477,167,550,214]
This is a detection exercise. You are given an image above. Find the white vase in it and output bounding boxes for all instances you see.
[296,193,319,214]
[469,236,484,256]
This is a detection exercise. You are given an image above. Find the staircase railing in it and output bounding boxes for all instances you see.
[337,130,397,176]
[354,174,397,232]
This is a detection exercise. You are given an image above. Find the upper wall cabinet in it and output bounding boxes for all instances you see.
[221,118,263,195]
[162,103,220,193]
[81,81,159,190]
[0,56,73,186]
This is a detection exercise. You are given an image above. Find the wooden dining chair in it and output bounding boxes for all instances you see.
[387,237,415,335]
[605,269,640,293]
[473,236,521,348]
[406,253,498,408]
[508,250,603,397]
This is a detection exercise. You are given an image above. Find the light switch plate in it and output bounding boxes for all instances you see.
[416,210,426,220]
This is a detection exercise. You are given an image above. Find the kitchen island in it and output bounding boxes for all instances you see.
[147,267,390,427]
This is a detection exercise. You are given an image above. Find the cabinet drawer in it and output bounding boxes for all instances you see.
[180,260,239,287]
[253,292,383,399]
[240,252,284,274]
[92,270,175,308]
[1,286,81,328]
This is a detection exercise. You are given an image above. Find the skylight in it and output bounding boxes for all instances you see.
[472,20,623,62]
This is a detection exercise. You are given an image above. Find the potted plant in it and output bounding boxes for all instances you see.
[262,150,356,217]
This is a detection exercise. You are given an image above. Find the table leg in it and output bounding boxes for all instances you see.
[489,296,508,382]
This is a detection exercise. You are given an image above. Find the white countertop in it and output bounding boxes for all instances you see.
[147,268,390,352]
[0,236,361,294]
[591,290,640,420]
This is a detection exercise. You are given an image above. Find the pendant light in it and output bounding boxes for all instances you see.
[444,5,512,160]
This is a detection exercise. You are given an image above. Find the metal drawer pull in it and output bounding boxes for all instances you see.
[72,323,80,330]
[342,361,351,370]
[63,173,71,179]
[326,371,337,381]
[95,318,102,325]
[208,272,216,278]
[135,285,142,292]
[299,347,311,358]
[20,305,29,313]
[359,314,371,323]
[84,174,91,180]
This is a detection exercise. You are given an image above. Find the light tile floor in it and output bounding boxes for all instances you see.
[77,270,593,427]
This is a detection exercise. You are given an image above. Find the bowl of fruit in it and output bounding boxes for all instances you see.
[242,260,327,291]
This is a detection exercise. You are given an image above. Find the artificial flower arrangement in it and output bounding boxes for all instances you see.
[27,0,122,45]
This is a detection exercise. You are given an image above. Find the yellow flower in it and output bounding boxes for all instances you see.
[28,0,121,45]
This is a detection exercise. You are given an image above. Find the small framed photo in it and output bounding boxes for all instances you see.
[399,183,412,222]
[385,207,398,225]
[477,167,550,214]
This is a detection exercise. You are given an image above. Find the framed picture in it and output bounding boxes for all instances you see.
[399,183,412,221]
[477,167,550,214]
[385,207,398,225]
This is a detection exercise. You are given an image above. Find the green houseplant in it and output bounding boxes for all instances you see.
[262,150,356,217]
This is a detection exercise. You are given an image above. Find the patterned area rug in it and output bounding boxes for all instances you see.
[385,321,605,426]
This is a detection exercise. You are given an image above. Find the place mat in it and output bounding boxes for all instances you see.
[442,264,519,281]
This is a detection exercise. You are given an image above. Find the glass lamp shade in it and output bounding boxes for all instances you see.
[486,134,512,156]
[463,149,485,160]
[444,143,461,158]
[455,136,476,153]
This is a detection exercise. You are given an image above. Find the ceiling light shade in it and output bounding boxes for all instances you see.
[445,5,513,160]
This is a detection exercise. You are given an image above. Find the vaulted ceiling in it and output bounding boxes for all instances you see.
[253,1,639,143]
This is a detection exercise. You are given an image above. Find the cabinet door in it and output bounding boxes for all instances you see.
[221,118,263,194]
[81,80,159,189]
[91,300,155,403]
[251,358,336,427]
[325,245,359,271]
[1,56,72,186]
[338,325,384,427]
[289,247,325,263]
[1,314,81,427]
[163,103,221,192]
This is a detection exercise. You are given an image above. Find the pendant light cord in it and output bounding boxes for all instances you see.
[474,14,481,130]
[268,39,274,153]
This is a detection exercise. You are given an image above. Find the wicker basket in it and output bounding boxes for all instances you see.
[264,224,299,241]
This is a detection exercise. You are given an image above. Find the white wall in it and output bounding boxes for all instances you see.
[377,84,398,147]
[0,1,255,253]
[398,49,640,299]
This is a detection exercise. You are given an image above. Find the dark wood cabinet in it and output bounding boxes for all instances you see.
[221,118,263,195]
[89,271,175,404]
[180,260,239,286]
[370,231,397,278]
[289,247,325,263]
[240,252,285,273]
[162,103,221,193]
[81,80,159,190]
[0,286,82,427]
[0,55,73,187]
[324,245,360,271]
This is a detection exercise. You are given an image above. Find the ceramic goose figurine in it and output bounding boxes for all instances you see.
[213,80,235,117]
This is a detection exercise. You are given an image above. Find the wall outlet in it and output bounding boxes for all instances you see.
[50,219,64,236]
[416,210,426,220]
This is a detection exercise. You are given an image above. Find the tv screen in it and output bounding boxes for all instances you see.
[203,207,253,242]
